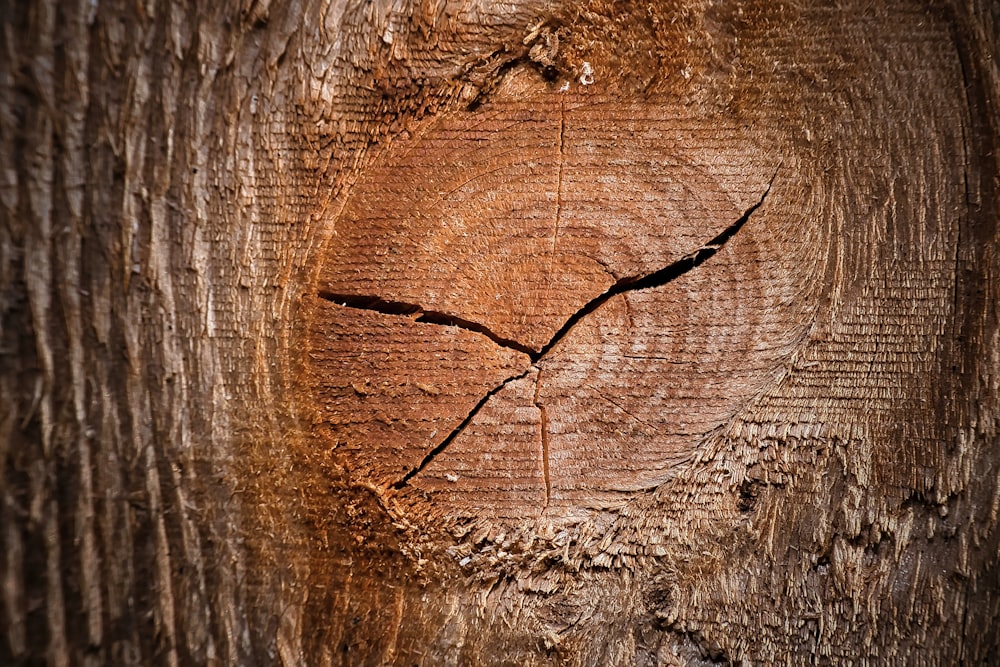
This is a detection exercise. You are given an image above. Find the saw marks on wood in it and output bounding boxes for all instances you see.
[309,70,808,526]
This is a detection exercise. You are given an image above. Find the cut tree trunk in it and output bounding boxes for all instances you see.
[2,1,998,665]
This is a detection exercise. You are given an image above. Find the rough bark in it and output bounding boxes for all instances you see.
[1,1,998,665]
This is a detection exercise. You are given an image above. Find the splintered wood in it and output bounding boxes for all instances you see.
[309,69,813,528]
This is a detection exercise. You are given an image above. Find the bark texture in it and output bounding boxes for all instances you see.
[1,0,999,665]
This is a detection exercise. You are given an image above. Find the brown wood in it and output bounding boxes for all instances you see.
[311,70,787,527]
[2,0,999,665]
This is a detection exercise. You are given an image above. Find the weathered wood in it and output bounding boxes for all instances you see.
[2,0,998,665]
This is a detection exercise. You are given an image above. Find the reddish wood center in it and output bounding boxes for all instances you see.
[309,72,807,527]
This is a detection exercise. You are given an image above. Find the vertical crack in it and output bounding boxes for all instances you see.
[552,96,566,255]
[533,369,551,507]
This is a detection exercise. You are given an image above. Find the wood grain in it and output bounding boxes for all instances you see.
[3,0,998,664]
[312,67,790,527]
[318,69,776,353]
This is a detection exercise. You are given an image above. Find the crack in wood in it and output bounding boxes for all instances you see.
[533,369,552,507]
[588,387,658,433]
[390,368,532,489]
[324,169,778,490]
[319,173,775,361]
[552,96,566,256]
[531,169,778,361]
[315,292,536,356]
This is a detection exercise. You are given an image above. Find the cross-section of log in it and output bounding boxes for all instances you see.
[318,69,776,353]
[402,185,822,524]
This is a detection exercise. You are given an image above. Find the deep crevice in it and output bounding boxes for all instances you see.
[390,368,533,489]
[530,173,776,361]
[316,292,536,357]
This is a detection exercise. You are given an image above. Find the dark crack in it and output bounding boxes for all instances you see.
[325,170,778,489]
[316,292,536,356]
[531,171,777,361]
[390,368,532,489]
[589,387,657,432]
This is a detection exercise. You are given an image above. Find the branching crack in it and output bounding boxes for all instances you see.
[324,169,778,490]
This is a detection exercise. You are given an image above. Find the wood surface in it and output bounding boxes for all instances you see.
[2,0,999,665]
